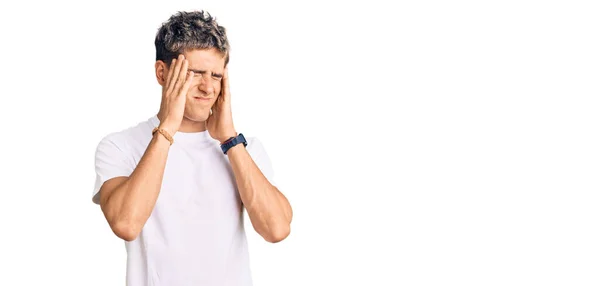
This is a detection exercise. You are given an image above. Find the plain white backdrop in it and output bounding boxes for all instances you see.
[0,0,598,285]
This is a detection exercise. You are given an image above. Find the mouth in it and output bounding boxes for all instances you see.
[193,97,211,101]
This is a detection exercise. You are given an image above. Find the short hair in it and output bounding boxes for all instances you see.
[155,10,230,67]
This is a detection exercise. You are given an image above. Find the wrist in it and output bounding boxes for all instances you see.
[220,133,247,155]
[219,132,238,144]
[152,127,174,145]
[158,124,177,136]
[224,143,244,155]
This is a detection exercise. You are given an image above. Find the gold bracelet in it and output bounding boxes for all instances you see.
[152,127,174,145]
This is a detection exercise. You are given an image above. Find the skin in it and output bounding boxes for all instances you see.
[98,48,293,243]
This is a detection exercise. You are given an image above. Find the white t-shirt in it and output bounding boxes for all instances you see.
[92,115,276,286]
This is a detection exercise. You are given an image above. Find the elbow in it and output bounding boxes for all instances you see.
[110,219,141,242]
[264,223,291,243]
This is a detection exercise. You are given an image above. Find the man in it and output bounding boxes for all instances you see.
[92,10,293,286]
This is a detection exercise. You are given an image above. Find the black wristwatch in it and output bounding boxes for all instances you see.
[220,133,247,154]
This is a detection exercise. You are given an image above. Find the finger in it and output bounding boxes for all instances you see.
[179,71,194,97]
[221,67,230,102]
[167,55,185,94]
[166,56,181,94]
[163,58,176,96]
[174,58,189,95]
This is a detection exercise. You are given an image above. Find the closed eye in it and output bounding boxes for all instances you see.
[188,69,223,79]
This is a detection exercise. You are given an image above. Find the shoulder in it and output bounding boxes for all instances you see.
[245,135,261,147]
[244,135,274,162]
[95,117,154,153]
[245,135,265,153]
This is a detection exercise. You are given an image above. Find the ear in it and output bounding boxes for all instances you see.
[155,60,168,86]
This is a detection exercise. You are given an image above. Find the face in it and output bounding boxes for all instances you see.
[157,48,226,122]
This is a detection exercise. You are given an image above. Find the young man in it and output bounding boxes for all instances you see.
[92,10,292,286]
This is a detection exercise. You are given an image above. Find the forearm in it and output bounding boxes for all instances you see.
[103,133,171,237]
[227,144,293,243]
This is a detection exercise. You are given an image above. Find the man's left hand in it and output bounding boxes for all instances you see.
[207,67,237,143]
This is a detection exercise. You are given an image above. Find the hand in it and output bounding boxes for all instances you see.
[157,55,194,135]
[206,67,237,143]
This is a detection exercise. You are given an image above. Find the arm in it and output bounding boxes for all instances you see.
[98,55,194,241]
[227,143,293,243]
[206,67,292,243]
[99,133,171,241]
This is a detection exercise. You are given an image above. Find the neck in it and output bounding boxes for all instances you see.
[156,112,207,133]
[179,117,208,133]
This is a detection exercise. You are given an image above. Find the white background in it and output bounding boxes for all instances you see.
[0,0,598,285]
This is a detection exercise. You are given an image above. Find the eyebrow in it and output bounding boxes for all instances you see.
[188,69,223,78]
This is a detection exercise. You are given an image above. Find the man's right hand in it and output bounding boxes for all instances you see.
[157,54,194,135]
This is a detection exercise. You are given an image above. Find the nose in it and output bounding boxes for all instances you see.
[197,74,214,95]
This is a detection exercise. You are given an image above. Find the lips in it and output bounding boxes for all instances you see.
[193,97,211,101]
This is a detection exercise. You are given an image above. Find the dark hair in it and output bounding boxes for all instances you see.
[155,10,230,67]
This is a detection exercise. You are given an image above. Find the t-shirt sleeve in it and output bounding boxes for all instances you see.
[92,134,134,205]
[247,137,278,188]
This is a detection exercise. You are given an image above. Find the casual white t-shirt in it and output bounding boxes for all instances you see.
[92,115,277,286]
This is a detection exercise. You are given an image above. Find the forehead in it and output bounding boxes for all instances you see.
[183,48,226,70]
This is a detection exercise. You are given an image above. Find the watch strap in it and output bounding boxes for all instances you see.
[221,133,247,154]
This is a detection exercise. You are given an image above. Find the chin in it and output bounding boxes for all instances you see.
[184,110,210,122]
